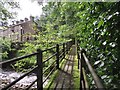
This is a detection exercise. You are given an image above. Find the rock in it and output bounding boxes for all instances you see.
[0,70,49,89]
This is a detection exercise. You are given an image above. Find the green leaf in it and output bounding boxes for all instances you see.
[98,20,104,28]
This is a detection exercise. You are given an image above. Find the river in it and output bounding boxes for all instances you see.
[0,69,48,89]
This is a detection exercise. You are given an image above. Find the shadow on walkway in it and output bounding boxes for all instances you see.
[50,45,76,90]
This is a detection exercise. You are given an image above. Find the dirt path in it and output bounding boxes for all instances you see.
[53,45,76,89]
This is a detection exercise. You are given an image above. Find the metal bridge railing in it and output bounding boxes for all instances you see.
[0,41,74,90]
[77,45,105,90]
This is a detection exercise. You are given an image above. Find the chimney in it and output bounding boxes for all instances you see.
[16,21,19,24]
[25,18,28,22]
[12,21,15,25]
[9,25,12,27]
[30,16,34,21]
[20,19,24,23]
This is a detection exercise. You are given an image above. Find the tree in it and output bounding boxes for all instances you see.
[0,0,20,27]
[0,0,20,61]
[40,2,120,89]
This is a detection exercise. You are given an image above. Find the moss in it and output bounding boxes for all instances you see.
[73,55,80,89]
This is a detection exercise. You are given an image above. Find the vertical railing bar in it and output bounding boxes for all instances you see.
[80,51,83,90]
[77,51,80,69]
[63,43,65,58]
[56,44,59,69]
[37,49,43,90]
[1,41,74,90]
[67,42,69,54]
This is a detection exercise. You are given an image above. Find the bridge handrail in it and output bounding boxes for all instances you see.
[0,52,38,65]
[77,46,104,90]
[82,52,104,89]
[1,40,74,90]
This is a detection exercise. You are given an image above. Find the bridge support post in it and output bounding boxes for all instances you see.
[56,44,59,69]
[37,49,43,90]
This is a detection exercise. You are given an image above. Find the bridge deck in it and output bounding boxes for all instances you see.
[47,45,77,89]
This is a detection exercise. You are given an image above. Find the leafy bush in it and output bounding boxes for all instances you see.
[0,37,12,60]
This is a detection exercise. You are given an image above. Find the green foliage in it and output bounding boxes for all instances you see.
[13,57,36,72]
[0,1,11,21]
[0,0,20,26]
[0,37,12,60]
[13,42,37,72]
[15,21,71,71]
[76,2,120,89]
[0,1,20,61]
[40,2,120,89]
[13,2,120,88]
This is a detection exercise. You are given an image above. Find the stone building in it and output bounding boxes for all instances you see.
[0,16,36,42]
